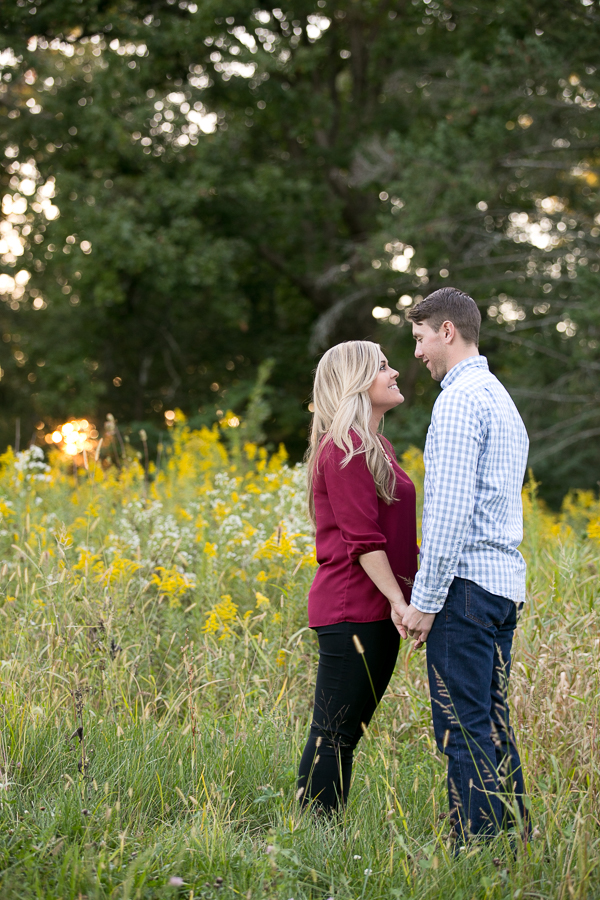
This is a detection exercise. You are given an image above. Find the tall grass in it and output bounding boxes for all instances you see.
[0,421,599,899]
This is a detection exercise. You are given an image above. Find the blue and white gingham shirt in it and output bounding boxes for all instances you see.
[411,356,529,614]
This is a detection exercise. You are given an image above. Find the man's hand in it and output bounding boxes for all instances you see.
[390,597,409,640]
[401,605,436,650]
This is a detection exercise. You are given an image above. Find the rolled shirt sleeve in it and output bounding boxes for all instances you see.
[410,391,484,613]
[322,443,387,562]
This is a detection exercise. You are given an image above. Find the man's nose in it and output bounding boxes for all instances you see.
[414,344,422,358]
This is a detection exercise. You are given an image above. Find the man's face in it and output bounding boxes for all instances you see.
[412,320,449,382]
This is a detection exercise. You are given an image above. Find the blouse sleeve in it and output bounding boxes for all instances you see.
[321,443,387,562]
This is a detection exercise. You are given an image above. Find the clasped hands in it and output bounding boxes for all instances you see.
[390,596,436,650]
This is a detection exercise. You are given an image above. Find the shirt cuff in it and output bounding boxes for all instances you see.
[409,585,448,614]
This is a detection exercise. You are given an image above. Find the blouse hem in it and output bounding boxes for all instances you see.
[309,612,392,629]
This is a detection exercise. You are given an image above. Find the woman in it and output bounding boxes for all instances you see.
[297,340,419,813]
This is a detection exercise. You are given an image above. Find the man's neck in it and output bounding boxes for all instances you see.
[444,345,479,375]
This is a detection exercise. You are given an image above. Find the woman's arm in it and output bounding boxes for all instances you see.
[358,550,408,639]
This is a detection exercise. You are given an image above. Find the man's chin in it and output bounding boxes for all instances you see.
[423,360,445,382]
[426,364,444,382]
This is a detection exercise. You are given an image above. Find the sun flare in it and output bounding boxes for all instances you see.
[44,418,99,457]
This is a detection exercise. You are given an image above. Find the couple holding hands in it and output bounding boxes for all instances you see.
[297,287,529,845]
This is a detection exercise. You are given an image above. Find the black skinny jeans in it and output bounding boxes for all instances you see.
[298,619,399,813]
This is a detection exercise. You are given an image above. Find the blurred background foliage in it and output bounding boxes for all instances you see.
[1,0,600,505]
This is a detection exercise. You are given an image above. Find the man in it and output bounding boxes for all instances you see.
[398,287,529,843]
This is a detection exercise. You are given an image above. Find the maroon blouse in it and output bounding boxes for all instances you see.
[308,434,419,627]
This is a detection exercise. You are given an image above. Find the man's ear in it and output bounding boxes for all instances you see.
[440,320,455,343]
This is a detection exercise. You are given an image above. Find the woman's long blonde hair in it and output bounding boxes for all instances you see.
[306,340,397,524]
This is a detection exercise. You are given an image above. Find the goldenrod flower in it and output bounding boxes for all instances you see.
[203,595,239,639]
[151,566,195,607]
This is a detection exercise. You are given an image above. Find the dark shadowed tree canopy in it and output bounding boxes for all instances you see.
[1,0,600,503]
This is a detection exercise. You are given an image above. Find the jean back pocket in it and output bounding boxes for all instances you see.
[464,579,512,628]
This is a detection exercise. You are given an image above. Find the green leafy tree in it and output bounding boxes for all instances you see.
[1,0,599,501]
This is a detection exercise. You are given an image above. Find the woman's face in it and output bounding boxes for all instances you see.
[368,355,404,414]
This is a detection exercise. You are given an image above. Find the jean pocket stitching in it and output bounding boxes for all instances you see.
[464,583,495,629]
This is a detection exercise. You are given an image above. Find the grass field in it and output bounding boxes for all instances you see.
[1,417,600,899]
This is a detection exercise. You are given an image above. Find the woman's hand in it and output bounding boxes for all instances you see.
[390,596,409,639]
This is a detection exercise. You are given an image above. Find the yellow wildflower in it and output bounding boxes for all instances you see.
[299,546,318,569]
[203,594,239,639]
[151,566,194,607]
[275,649,286,667]
[400,446,425,481]
[254,526,299,561]
[0,500,14,519]
[102,557,142,586]
[70,515,93,533]
[255,591,270,608]
[588,518,600,543]
[73,549,104,579]
[204,542,218,558]
[268,444,288,472]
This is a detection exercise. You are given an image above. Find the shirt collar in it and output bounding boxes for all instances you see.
[441,355,488,390]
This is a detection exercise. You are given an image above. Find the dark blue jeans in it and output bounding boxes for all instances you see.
[426,577,526,840]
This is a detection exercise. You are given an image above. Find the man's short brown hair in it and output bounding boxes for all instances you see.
[407,287,481,346]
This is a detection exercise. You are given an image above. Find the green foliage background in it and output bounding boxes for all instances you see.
[1,0,600,503]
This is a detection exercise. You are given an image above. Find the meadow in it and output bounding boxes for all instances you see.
[1,416,600,900]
